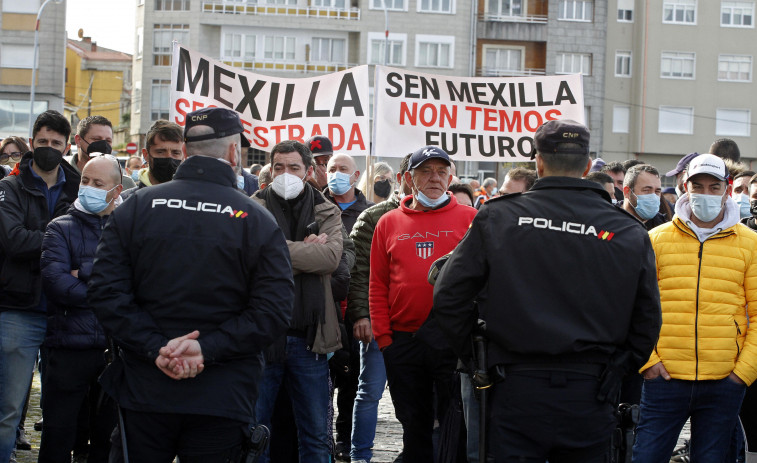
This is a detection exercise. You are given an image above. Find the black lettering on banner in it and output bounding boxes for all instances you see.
[405,74,420,98]
[234,75,266,119]
[267,82,280,122]
[555,81,577,105]
[536,82,554,106]
[421,77,440,100]
[214,65,236,109]
[281,84,302,120]
[307,81,330,118]
[517,136,534,156]
[333,73,364,117]
[472,83,488,105]
[488,83,508,107]
[447,81,471,103]
[176,47,209,96]
[518,83,535,107]
[386,72,403,97]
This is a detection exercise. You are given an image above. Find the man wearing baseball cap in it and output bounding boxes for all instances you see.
[665,151,700,198]
[433,119,661,461]
[306,135,333,189]
[632,153,757,462]
[88,107,294,461]
[369,145,476,461]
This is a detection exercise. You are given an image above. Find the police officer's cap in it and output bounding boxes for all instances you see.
[184,107,250,147]
[530,119,590,160]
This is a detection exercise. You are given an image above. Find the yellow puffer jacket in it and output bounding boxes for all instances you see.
[642,217,757,385]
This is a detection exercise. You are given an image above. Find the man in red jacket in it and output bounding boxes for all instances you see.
[369,145,476,462]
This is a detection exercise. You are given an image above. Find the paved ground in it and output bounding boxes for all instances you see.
[13,371,688,462]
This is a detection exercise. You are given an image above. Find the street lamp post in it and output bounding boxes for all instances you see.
[28,0,64,138]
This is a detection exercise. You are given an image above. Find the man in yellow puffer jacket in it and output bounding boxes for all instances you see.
[632,154,757,462]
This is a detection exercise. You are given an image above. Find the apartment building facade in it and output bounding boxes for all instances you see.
[130,0,474,158]
[603,0,757,175]
[0,0,67,138]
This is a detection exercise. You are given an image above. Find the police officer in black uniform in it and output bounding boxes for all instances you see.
[87,107,295,462]
[432,119,661,463]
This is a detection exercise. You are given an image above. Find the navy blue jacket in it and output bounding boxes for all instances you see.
[242,169,259,196]
[41,204,108,349]
[0,152,80,312]
[87,155,294,422]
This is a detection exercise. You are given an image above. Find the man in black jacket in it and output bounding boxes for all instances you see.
[433,120,661,462]
[0,110,79,462]
[87,107,294,461]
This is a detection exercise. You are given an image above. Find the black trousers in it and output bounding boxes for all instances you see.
[38,348,117,463]
[333,318,360,447]
[109,408,248,463]
[382,332,457,463]
[487,367,615,463]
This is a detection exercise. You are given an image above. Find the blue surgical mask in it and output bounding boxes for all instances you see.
[78,185,117,214]
[689,192,726,223]
[237,175,245,190]
[416,190,449,208]
[733,193,751,219]
[130,169,140,182]
[632,192,660,220]
[327,171,354,195]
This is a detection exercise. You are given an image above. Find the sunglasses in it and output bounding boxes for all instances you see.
[0,151,22,163]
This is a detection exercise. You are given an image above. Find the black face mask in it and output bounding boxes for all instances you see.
[85,139,112,155]
[33,146,63,172]
[750,200,757,218]
[374,179,392,198]
[150,157,181,183]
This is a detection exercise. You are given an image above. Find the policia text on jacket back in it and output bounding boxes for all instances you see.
[432,119,661,463]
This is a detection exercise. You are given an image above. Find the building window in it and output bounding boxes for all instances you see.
[488,0,522,18]
[223,33,256,61]
[2,0,41,13]
[617,0,633,21]
[663,0,696,24]
[264,36,295,61]
[0,44,36,69]
[555,52,591,75]
[716,108,751,136]
[660,52,695,79]
[311,38,346,63]
[313,0,347,7]
[557,0,593,21]
[722,1,754,27]
[615,51,632,77]
[368,33,406,66]
[718,54,752,81]
[419,0,453,13]
[153,24,189,66]
[371,0,405,10]
[483,46,523,75]
[613,106,630,133]
[137,27,144,59]
[416,35,454,68]
[151,79,170,121]
[659,106,694,134]
[155,0,191,10]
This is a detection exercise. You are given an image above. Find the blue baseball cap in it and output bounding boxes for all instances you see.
[409,146,451,169]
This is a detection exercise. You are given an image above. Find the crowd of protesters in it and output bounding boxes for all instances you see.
[0,109,755,463]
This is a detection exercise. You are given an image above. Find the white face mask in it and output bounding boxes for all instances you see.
[271,172,306,200]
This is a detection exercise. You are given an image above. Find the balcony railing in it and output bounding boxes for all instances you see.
[479,13,548,23]
[202,0,360,20]
[477,67,546,77]
[223,58,357,73]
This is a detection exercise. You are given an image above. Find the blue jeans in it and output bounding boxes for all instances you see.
[350,340,387,462]
[255,336,330,463]
[0,311,46,461]
[461,373,480,463]
[632,376,746,463]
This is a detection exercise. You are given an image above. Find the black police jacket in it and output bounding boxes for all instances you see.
[87,155,294,422]
[433,176,661,373]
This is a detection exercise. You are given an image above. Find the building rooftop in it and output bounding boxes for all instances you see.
[67,38,132,62]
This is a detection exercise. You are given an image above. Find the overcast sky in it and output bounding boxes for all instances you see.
[66,0,136,55]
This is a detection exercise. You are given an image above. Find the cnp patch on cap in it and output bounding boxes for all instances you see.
[530,119,590,159]
[409,146,451,169]
[184,107,250,147]
[684,153,729,183]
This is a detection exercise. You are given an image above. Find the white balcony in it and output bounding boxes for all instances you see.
[478,67,546,77]
[223,58,357,73]
[480,13,548,23]
[202,0,361,20]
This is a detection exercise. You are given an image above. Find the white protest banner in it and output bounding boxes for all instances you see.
[372,66,584,161]
[170,43,370,155]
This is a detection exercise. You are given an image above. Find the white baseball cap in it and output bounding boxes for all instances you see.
[684,153,728,183]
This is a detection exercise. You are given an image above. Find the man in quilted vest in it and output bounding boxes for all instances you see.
[633,153,757,462]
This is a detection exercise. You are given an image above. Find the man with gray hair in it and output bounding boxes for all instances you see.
[621,164,667,230]
[87,107,294,461]
[474,177,497,208]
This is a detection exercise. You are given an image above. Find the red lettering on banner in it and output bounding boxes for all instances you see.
[329,124,345,150]
[175,99,190,125]
[440,105,456,129]
[288,125,305,142]
[499,110,521,132]
[400,101,416,126]
[347,123,366,150]
[253,126,268,147]
[270,125,286,143]
[523,111,542,132]
[545,109,562,121]
[484,108,497,131]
